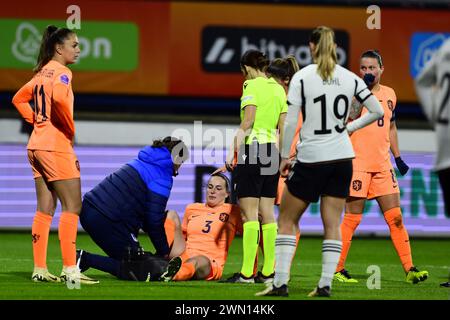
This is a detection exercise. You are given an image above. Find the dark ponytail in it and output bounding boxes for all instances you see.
[266,55,300,84]
[361,49,383,67]
[34,25,75,73]
[240,50,269,73]
[152,136,189,164]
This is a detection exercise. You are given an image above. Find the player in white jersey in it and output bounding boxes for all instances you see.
[415,38,450,212]
[414,38,450,288]
[256,26,383,298]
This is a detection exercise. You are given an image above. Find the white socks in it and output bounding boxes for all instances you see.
[318,239,342,288]
[273,234,297,288]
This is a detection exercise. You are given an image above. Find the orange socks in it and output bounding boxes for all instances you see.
[336,213,362,272]
[384,207,413,272]
[290,230,301,266]
[164,218,176,248]
[32,211,53,268]
[58,212,79,267]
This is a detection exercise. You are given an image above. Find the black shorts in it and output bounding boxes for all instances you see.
[233,142,280,198]
[285,160,353,203]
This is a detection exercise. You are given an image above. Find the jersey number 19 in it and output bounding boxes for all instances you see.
[313,94,349,135]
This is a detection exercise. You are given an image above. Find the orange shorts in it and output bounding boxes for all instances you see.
[205,258,222,281]
[349,169,400,199]
[164,217,176,248]
[180,251,223,281]
[27,150,80,182]
[275,176,286,206]
[164,221,223,281]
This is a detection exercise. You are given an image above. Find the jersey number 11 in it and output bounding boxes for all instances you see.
[33,85,47,122]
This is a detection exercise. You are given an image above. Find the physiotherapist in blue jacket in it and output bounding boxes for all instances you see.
[77,136,189,280]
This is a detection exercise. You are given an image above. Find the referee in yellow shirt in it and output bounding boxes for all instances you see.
[215,49,287,283]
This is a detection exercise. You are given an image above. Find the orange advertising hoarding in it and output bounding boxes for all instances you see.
[169,2,450,102]
[1,1,449,103]
[0,1,170,95]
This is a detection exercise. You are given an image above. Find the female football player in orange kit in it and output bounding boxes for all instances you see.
[160,173,242,281]
[12,25,97,284]
[334,50,428,284]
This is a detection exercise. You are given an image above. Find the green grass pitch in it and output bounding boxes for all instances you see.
[0,232,449,300]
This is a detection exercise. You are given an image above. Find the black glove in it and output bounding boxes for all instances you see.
[363,73,375,86]
[119,249,169,281]
[395,157,409,176]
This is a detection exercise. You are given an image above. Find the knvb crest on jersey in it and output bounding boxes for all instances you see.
[202,26,349,73]
[352,180,362,191]
[387,100,394,111]
[219,212,229,222]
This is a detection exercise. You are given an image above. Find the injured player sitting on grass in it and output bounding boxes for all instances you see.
[77,173,242,282]
[159,173,242,282]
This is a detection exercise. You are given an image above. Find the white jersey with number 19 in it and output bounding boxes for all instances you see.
[282,64,384,163]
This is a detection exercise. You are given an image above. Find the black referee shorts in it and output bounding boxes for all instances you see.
[285,160,353,203]
[233,142,280,198]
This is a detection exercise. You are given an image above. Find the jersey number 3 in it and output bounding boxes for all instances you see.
[202,220,213,233]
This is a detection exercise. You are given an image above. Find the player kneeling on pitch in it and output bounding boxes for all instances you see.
[80,173,242,282]
[76,137,188,281]
[83,172,242,282]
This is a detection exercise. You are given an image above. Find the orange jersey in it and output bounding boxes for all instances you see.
[182,203,242,270]
[12,60,75,153]
[275,116,302,205]
[276,112,302,157]
[351,85,396,172]
[289,115,303,159]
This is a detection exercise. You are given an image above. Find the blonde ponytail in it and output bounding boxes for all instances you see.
[310,26,337,81]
